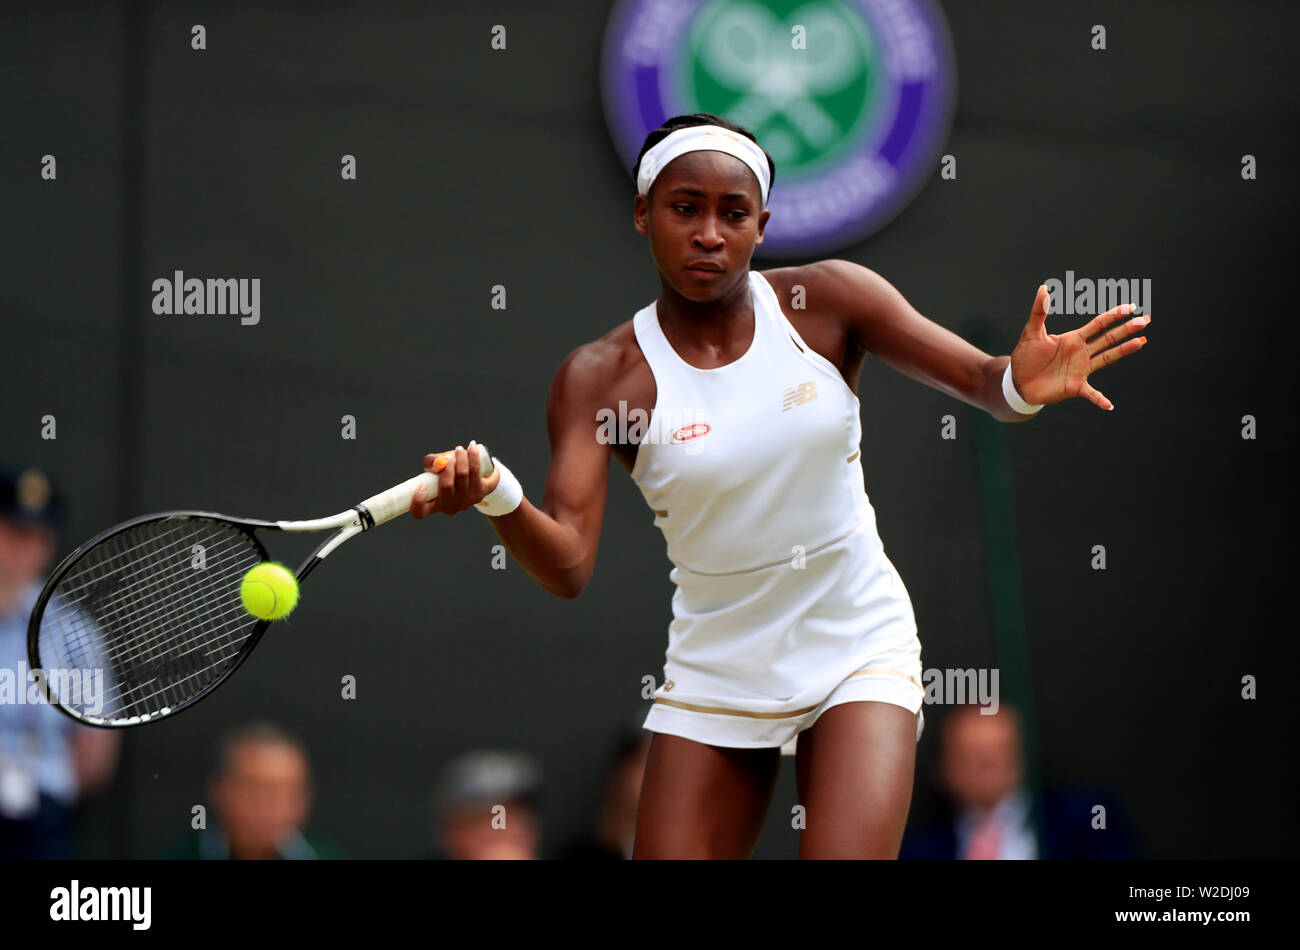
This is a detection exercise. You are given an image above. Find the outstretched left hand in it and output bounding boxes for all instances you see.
[1009,285,1150,411]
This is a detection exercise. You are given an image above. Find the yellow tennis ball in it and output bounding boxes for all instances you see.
[240,562,299,621]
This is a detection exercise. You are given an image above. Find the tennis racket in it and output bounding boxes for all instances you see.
[26,445,494,728]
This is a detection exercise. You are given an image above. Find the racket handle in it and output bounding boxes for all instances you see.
[360,443,494,526]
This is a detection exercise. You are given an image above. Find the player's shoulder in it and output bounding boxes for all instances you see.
[549,319,642,403]
[757,259,882,307]
[759,259,889,323]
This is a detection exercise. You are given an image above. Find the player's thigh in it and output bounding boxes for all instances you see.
[794,700,918,859]
[633,731,781,859]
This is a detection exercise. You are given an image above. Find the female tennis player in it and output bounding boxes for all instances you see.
[410,113,1150,859]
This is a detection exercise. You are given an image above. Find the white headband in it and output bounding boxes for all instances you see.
[636,124,771,207]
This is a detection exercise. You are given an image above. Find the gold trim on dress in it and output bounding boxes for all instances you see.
[846,450,860,463]
[847,667,923,690]
[653,697,821,718]
[654,667,922,718]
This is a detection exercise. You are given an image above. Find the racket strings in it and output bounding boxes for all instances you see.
[41,522,262,717]
[35,518,267,721]
[61,539,261,670]
[43,526,253,671]
[45,527,252,666]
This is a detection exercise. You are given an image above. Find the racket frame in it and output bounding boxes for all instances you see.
[26,449,493,728]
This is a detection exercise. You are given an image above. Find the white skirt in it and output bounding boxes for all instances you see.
[643,511,925,753]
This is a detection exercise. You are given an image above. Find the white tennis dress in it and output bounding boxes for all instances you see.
[631,270,925,753]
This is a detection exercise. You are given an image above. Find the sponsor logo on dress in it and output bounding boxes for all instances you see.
[669,422,712,443]
[782,380,818,410]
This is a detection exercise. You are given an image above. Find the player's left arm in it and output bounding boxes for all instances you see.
[811,259,1151,420]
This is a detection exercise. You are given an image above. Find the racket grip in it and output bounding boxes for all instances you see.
[360,443,494,526]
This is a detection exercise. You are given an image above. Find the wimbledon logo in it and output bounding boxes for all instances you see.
[601,0,956,257]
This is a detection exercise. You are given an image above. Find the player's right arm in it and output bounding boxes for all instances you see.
[411,342,614,599]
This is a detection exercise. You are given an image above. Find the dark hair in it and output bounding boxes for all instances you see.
[215,721,309,777]
[633,112,776,197]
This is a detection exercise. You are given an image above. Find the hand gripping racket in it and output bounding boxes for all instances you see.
[26,446,494,728]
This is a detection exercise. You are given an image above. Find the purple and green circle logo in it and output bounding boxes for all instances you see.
[601,0,957,257]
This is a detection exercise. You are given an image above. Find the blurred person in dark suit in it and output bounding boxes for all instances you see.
[0,464,120,859]
[162,721,344,859]
[561,711,652,860]
[900,703,1136,859]
[430,749,542,860]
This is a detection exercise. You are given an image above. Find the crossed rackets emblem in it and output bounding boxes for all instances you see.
[693,0,870,155]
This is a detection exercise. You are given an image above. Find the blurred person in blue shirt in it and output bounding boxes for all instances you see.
[0,464,120,859]
[162,721,345,859]
[900,703,1137,859]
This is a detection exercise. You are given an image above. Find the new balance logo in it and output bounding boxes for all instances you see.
[782,381,818,411]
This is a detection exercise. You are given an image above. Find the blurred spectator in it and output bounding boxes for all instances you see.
[430,749,542,859]
[0,464,120,859]
[162,721,344,859]
[560,711,651,860]
[900,703,1136,859]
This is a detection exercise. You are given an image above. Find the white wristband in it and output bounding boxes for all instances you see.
[475,458,524,517]
[1001,362,1043,415]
